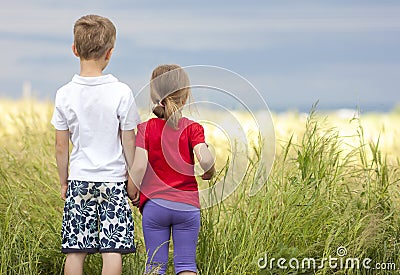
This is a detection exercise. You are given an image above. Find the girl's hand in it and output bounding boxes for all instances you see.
[127,177,140,207]
[202,166,215,180]
[194,143,215,180]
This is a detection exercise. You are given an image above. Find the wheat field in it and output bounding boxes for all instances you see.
[1,99,399,274]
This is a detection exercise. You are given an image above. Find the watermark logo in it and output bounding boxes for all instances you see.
[257,246,396,271]
[336,246,347,257]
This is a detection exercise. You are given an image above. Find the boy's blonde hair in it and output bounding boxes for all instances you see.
[150,64,191,129]
[73,14,116,60]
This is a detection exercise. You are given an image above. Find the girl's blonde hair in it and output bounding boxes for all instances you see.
[150,64,191,129]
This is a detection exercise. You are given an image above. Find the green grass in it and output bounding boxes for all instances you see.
[1,101,400,274]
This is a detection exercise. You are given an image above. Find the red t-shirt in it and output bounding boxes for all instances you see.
[136,117,205,211]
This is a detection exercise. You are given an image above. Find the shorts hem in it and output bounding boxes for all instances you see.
[62,247,136,254]
[99,248,136,254]
[62,248,99,254]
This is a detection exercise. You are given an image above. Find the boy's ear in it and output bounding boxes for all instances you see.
[72,44,80,57]
[105,47,114,61]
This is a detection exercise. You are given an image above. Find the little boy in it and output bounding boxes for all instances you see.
[51,15,140,275]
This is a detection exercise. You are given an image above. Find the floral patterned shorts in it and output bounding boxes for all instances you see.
[61,180,136,254]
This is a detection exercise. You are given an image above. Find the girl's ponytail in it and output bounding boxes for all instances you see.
[152,104,165,119]
[150,64,190,129]
[163,97,181,129]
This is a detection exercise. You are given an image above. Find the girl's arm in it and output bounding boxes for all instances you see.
[128,147,148,196]
[194,143,215,180]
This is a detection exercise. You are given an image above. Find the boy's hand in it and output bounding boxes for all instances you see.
[60,182,68,200]
[127,177,140,207]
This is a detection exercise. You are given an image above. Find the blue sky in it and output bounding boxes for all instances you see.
[1,0,399,112]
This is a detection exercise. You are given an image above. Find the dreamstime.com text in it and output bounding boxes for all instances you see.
[257,247,397,271]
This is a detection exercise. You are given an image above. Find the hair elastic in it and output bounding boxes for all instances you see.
[152,101,164,111]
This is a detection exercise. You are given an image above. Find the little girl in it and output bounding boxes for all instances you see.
[129,64,215,274]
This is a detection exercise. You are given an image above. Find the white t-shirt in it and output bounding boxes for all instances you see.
[51,74,141,182]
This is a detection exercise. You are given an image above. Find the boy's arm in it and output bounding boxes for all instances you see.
[194,143,215,180]
[121,130,139,204]
[55,130,69,200]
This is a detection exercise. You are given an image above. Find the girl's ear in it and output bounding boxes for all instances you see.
[105,48,114,61]
[72,44,79,57]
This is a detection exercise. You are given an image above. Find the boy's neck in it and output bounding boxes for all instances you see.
[79,59,107,77]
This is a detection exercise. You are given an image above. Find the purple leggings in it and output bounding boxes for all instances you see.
[142,199,200,274]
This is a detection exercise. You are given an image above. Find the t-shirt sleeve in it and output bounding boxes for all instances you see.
[135,122,148,150]
[189,122,206,148]
[51,92,68,130]
[118,89,141,130]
